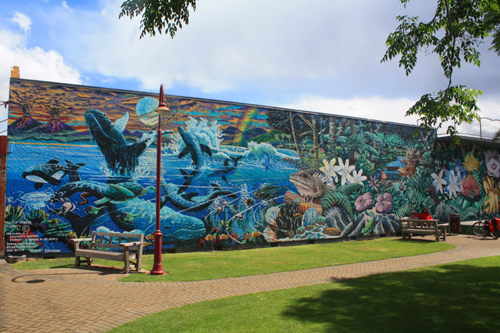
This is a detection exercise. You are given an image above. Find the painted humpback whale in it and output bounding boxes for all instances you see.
[22,159,84,189]
[178,126,212,169]
[84,109,156,175]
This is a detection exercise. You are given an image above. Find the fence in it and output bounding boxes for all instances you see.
[433,118,500,141]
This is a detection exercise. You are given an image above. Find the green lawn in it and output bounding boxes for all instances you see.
[109,255,500,333]
[12,238,454,282]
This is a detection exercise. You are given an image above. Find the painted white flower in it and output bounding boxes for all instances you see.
[347,169,367,185]
[336,158,355,185]
[319,158,338,183]
[431,169,447,194]
[446,170,461,199]
[487,158,500,178]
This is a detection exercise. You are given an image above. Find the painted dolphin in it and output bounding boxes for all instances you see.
[178,126,212,169]
[22,158,84,189]
[208,156,243,182]
[162,182,238,213]
[85,109,156,175]
[177,156,244,194]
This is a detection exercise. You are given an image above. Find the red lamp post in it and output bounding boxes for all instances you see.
[151,84,171,275]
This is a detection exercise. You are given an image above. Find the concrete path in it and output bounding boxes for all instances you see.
[1,234,499,333]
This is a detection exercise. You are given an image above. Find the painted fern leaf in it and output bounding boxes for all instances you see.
[338,183,363,196]
[321,191,355,221]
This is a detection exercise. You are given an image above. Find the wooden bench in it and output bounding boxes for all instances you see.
[399,217,447,242]
[73,231,144,273]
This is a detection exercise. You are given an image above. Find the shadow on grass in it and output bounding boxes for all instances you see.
[282,264,500,332]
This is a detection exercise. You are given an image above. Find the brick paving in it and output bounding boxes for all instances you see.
[1,234,500,332]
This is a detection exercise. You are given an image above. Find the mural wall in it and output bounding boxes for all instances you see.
[3,78,498,255]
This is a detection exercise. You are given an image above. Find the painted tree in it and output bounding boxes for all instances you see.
[266,110,304,160]
[382,0,500,138]
[296,113,320,161]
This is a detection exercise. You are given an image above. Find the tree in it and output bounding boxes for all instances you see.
[119,0,198,38]
[381,0,500,138]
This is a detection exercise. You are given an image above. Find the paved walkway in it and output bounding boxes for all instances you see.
[1,234,500,332]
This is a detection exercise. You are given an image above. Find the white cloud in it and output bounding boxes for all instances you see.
[62,1,73,12]
[40,0,416,94]
[14,0,496,103]
[0,29,82,134]
[10,11,31,33]
[284,94,500,129]
[283,95,421,125]
[477,96,500,120]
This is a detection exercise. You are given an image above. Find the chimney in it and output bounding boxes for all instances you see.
[11,66,20,78]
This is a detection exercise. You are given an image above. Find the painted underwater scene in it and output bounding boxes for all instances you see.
[5,113,302,253]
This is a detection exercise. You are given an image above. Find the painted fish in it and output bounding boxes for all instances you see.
[205,234,216,242]
[84,205,106,217]
[120,212,140,223]
[251,231,262,237]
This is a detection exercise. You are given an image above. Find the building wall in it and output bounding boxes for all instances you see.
[3,78,498,255]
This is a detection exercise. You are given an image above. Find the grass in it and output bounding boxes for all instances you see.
[12,238,454,282]
[109,255,500,333]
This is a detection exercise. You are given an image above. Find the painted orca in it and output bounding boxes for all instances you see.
[177,126,212,169]
[22,159,85,189]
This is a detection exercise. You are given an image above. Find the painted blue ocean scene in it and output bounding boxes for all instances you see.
[6,121,300,253]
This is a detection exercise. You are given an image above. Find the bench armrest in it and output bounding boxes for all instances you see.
[72,237,92,250]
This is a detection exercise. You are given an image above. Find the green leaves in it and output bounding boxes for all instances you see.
[119,0,198,39]
[382,15,440,76]
[382,0,499,138]
[407,86,482,140]
[382,1,494,80]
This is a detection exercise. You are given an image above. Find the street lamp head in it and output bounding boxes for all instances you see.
[155,84,171,116]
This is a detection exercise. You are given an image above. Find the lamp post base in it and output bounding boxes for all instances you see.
[151,230,165,275]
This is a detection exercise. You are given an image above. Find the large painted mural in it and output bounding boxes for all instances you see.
[4,78,499,255]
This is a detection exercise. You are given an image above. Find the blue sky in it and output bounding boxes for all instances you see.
[1,0,499,135]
